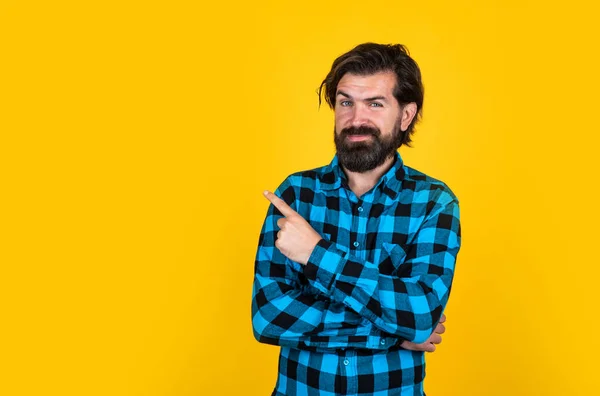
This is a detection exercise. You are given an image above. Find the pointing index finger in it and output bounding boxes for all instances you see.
[263,190,296,217]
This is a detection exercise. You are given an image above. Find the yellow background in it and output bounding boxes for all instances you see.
[2,1,599,395]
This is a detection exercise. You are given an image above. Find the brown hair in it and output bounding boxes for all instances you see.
[318,43,424,146]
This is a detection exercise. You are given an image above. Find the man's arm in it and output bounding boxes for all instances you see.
[265,190,461,345]
[251,179,367,348]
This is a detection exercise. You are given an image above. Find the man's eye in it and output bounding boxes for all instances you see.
[340,100,352,106]
[370,102,383,107]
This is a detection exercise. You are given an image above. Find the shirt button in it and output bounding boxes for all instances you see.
[343,359,349,366]
[380,339,386,345]
[353,241,359,247]
[357,206,364,212]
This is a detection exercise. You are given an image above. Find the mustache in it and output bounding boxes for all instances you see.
[340,125,381,137]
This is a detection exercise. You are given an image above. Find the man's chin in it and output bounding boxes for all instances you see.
[340,142,373,152]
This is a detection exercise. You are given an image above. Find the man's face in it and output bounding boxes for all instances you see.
[334,71,405,173]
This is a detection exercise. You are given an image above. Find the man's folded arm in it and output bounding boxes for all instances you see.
[303,196,461,344]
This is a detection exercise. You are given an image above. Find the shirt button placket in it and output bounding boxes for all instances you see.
[352,200,367,258]
[351,202,361,252]
[343,350,358,395]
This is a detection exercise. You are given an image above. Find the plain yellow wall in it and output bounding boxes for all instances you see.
[2,1,599,395]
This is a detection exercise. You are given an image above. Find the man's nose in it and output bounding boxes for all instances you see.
[350,104,369,127]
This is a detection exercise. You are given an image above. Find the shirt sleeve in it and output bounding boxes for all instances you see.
[303,195,461,344]
[251,178,367,349]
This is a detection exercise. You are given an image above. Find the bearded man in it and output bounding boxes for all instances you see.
[251,42,462,396]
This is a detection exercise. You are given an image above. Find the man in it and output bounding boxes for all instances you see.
[251,43,461,396]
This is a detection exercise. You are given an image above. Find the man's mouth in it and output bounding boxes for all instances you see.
[346,135,373,142]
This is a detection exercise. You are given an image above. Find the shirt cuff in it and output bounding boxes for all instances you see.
[304,238,345,294]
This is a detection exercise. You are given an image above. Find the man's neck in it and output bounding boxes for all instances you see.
[342,154,396,199]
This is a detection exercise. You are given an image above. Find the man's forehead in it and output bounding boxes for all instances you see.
[336,71,397,97]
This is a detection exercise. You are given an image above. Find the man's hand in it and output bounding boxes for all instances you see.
[263,190,322,265]
[400,314,447,352]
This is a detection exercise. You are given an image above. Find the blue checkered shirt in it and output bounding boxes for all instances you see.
[252,152,461,395]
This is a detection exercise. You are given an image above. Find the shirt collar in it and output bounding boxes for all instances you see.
[319,151,405,199]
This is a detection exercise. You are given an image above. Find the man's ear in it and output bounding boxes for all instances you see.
[400,102,418,132]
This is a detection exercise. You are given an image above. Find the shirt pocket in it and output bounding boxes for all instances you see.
[380,242,409,276]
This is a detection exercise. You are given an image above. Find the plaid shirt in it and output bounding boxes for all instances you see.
[251,152,461,395]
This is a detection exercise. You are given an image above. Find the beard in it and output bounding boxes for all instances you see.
[334,123,403,173]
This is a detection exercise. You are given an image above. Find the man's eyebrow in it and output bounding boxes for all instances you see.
[364,96,387,101]
[335,90,388,102]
